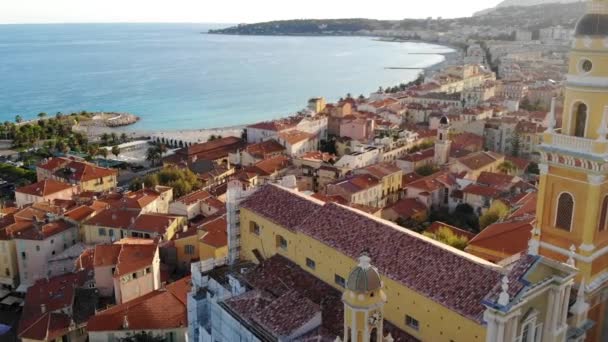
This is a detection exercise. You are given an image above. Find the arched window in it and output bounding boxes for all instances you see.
[555,193,574,231]
[573,103,587,137]
[599,196,608,232]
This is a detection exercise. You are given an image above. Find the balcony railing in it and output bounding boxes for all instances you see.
[543,132,608,155]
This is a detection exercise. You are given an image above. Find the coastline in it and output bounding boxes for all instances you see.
[97,40,460,144]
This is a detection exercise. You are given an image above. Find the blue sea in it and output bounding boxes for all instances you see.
[0,24,452,131]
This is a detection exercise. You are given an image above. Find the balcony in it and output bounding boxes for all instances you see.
[542,131,608,156]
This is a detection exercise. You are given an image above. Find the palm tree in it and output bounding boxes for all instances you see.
[100,133,109,146]
[110,132,118,144]
[38,112,47,119]
[157,142,167,155]
[120,133,128,143]
[15,115,23,123]
[111,145,120,158]
[88,144,99,158]
[99,148,108,159]
[146,147,160,166]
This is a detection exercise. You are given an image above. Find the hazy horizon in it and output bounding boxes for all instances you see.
[1,0,503,25]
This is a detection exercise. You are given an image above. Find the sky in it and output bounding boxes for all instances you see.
[0,0,504,25]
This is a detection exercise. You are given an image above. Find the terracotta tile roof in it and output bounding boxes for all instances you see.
[359,163,402,179]
[113,243,158,277]
[131,213,180,235]
[298,151,336,162]
[330,174,380,195]
[457,151,502,171]
[505,156,531,171]
[16,179,75,197]
[100,188,161,210]
[509,192,537,219]
[310,193,349,205]
[182,136,243,157]
[278,130,314,145]
[64,205,96,222]
[247,117,301,131]
[174,189,212,205]
[387,198,428,219]
[402,172,423,185]
[476,172,516,190]
[41,158,117,183]
[241,184,323,231]
[401,148,434,162]
[462,184,503,198]
[426,221,476,240]
[237,254,418,341]
[246,155,291,176]
[468,218,534,260]
[87,277,190,331]
[93,244,122,267]
[199,216,227,248]
[294,202,501,322]
[14,219,75,240]
[244,139,285,158]
[407,173,446,192]
[84,208,141,229]
[19,271,91,339]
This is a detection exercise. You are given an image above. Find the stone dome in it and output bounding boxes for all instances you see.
[575,13,608,36]
[439,116,450,125]
[346,255,382,293]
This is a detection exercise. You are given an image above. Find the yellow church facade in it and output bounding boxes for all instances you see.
[533,1,608,340]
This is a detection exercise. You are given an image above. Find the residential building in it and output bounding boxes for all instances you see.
[169,189,224,220]
[450,151,504,179]
[228,139,285,166]
[14,219,79,289]
[36,157,118,192]
[276,130,318,156]
[92,239,161,304]
[14,179,78,208]
[162,136,245,166]
[18,271,96,342]
[88,276,190,342]
[326,174,383,208]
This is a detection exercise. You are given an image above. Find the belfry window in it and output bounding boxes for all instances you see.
[573,103,587,138]
[555,193,574,231]
[599,196,608,232]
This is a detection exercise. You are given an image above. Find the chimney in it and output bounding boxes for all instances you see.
[183,225,188,233]
[40,304,46,314]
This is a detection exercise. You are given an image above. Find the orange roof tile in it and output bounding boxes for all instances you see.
[199,216,227,248]
[468,218,534,260]
[16,179,74,197]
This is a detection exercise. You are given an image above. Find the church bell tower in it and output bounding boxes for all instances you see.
[531,1,608,340]
[342,254,388,342]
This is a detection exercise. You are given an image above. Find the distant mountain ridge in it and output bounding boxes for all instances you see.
[475,0,583,15]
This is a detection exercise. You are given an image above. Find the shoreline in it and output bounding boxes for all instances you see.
[98,39,461,143]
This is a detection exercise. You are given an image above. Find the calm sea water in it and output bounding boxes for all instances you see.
[0,24,451,131]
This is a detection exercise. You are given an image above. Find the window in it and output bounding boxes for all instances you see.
[21,252,26,260]
[276,235,287,250]
[5,268,9,276]
[184,245,195,255]
[35,245,40,252]
[250,222,260,236]
[599,196,608,232]
[335,274,345,287]
[146,267,151,273]
[109,229,114,237]
[306,258,316,270]
[555,193,574,231]
[580,58,593,73]
[98,228,106,236]
[406,315,420,331]
[573,103,587,138]
[50,239,54,244]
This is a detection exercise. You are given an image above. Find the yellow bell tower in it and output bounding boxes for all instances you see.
[532,1,608,340]
[342,254,387,342]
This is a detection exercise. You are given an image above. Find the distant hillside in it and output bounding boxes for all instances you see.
[210,2,585,37]
[475,0,583,15]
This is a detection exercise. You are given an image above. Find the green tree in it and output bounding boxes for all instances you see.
[479,211,500,230]
[208,134,217,142]
[99,148,108,159]
[136,167,201,198]
[15,115,23,123]
[423,226,469,250]
[120,133,128,143]
[510,131,521,157]
[415,164,438,177]
[497,160,516,174]
[526,162,540,175]
[38,112,47,119]
[146,147,161,166]
[111,145,120,158]
[118,331,166,342]
[101,133,110,146]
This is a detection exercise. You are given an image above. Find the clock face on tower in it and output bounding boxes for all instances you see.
[368,311,382,326]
